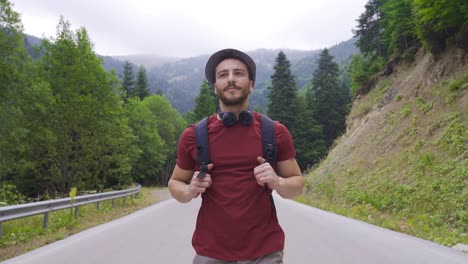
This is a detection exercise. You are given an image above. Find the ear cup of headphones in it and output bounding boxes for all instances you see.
[219,112,238,127]
[219,110,253,127]
[239,110,253,126]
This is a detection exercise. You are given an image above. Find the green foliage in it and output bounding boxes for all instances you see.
[1,1,57,196]
[268,51,315,168]
[182,111,195,123]
[315,173,336,201]
[349,54,371,94]
[192,80,217,123]
[287,49,351,169]
[401,104,412,117]
[135,65,150,100]
[437,113,466,156]
[306,150,467,245]
[349,53,385,95]
[0,3,191,198]
[298,56,467,246]
[0,183,26,206]
[412,0,468,54]
[1,15,141,196]
[69,187,77,205]
[142,95,187,184]
[381,0,419,55]
[0,0,25,95]
[351,0,467,92]
[416,98,433,113]
[124,97,167,185]
[353,0,385,57]
[69,186,77,216]
[448,72,468,92]
[295,93,327,169]
[121,60,135,99]
[311,49,350,146]
[267,51,299,131]
[33,18,138,193]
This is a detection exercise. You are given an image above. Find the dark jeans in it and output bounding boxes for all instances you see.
[193,251,284,264]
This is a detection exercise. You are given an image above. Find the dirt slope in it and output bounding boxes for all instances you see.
[300,47,467,246]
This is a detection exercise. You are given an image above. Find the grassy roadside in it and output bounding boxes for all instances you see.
[297,68,467,248]
[0,187,171,262]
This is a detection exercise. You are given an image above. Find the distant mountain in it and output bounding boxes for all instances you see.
[24,34,42,59]
[114,54,179,69]
[24,34,41,46]
[141,38,359,113]
[23,33,359,113]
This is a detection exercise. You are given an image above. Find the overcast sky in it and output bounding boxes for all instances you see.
[11,0,368,58]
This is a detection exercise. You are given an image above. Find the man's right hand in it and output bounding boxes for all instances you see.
[188,163,213,198]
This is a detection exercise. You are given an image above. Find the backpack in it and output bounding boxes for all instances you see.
[195,113,277,179]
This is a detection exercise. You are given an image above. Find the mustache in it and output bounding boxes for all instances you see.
[223,84,241,91]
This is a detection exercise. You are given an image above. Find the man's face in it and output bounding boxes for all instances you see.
[213,58,253,106]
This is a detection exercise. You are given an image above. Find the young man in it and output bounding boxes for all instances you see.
[168,48,304,264]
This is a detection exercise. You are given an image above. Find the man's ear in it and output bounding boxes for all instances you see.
[249,80,254,93]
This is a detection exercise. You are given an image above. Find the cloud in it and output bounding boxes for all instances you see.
[11,0,367,57]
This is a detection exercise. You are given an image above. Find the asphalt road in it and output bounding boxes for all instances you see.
[2,195,467,264]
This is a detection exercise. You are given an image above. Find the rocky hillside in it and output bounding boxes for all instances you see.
[299,47,467,247]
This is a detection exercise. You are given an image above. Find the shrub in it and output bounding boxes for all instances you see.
[0,184,26,206]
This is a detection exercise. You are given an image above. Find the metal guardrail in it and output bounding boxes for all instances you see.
[0,184,141,238]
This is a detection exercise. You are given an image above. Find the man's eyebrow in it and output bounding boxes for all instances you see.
[217,68,246,72]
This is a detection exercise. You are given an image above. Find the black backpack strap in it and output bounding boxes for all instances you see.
[195,117,211,178]
[260,114,277,164]
[260,114,278,210]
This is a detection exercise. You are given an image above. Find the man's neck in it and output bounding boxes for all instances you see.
[218,102,249,116]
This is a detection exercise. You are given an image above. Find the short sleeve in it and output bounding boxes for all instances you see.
[275,122,296,162]
[176,125,197,170]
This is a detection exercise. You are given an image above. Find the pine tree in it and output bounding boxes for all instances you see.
[193,80,217,122]
[295,91,327,170]
[311,49,348,146]
[353,0,385,57]
[135,65,150,100]
[267,51,299,133]
[267,51,316,168]
[122,61,135,99]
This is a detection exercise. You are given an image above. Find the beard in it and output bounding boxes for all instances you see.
[216,85,250,106]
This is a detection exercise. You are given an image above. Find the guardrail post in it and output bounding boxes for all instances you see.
[97,202,100,210]
[43,212,49,229]
[74,206,79,218]
[0,221,3,239]
[112,199,115,208]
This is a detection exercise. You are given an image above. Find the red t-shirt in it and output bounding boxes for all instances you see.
[176,112,296,261]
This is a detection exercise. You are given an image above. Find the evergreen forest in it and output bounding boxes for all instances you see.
[1,0,466,229]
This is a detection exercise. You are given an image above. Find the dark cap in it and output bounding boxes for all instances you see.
[205,48,256,85]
